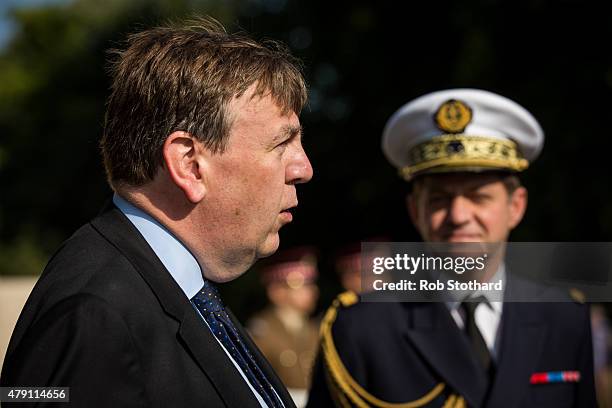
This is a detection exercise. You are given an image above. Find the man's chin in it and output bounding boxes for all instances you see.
[256,233,280,259]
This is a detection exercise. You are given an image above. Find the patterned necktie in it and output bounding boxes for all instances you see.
[191,280,283,408]
[461,297,491,372]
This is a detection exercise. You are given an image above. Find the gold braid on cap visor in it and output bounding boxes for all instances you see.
[400,135,529,181]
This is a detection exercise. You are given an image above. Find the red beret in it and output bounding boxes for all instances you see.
[259,246,318,287]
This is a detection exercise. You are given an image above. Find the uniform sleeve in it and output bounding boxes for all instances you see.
[306,295,366,408]
[1,294,148,408]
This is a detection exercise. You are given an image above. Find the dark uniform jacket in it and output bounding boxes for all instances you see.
[0,204,296,408]
[307,290,596,408]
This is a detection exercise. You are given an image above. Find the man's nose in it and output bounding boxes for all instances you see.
[447,195,471,225]
[286,144,313,185]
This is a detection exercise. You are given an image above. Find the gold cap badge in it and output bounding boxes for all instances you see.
[434,99,473,133]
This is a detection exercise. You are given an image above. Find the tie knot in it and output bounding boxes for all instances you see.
[192,280,224,313]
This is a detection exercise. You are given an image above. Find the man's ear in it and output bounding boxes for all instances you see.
[162,131,207,203]
[508,186,528,230]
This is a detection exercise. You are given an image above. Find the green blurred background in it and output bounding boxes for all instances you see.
[1,0,612,317]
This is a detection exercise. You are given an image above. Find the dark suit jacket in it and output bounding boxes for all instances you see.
[307,289,596,407]
[0,204,295,408]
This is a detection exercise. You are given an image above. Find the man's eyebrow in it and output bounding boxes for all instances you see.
[274,124,303,143]
[428,181,491,195]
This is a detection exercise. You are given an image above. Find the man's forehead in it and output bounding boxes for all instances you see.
[228,87,299,127]
[418,172,504,193]
[231,82,299,116]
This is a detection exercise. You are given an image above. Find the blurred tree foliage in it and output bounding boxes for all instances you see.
[0,0,235,274]
[0,0,611,312]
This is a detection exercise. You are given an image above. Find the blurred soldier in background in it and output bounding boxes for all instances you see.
[308,89,596,407]
[334,239,390,294]
[334,243,363,294]
[249,246,320,407]
[591,304,611,406]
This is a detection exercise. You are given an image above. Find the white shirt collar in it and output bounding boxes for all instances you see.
[113,193,204,299]
[444,265,505,356]
[445,263,506,313]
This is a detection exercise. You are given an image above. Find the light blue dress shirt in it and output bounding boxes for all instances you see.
[113,194,274,407]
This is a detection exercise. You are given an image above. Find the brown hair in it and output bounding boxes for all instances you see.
[499,173,522,194]
[101,17,307,188]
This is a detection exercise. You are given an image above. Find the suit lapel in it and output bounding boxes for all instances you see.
[485,303,546,407]
[228,309,297,408]
[402,302,489,408]
[179,311,262,408]
[90,204,261,408]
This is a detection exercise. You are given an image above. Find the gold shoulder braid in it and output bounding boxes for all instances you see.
[569,288,586,304]
[320,292,466,407]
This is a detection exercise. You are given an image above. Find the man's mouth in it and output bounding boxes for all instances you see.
[444,233,482,241]
[280,205,297,222]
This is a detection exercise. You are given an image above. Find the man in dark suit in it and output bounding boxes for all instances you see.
[1,16,312,407]
[307,89,596,407]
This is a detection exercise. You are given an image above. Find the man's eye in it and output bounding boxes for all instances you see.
[469,193,491,203]
[275,138,291,150]
[428,195,448,204]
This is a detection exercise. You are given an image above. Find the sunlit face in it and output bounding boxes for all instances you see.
[408,172,527,243]
[202,87,313,271]
[268,282,319,315]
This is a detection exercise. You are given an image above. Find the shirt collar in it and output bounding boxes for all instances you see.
[113,193,204,299]
[446,264,505,313]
